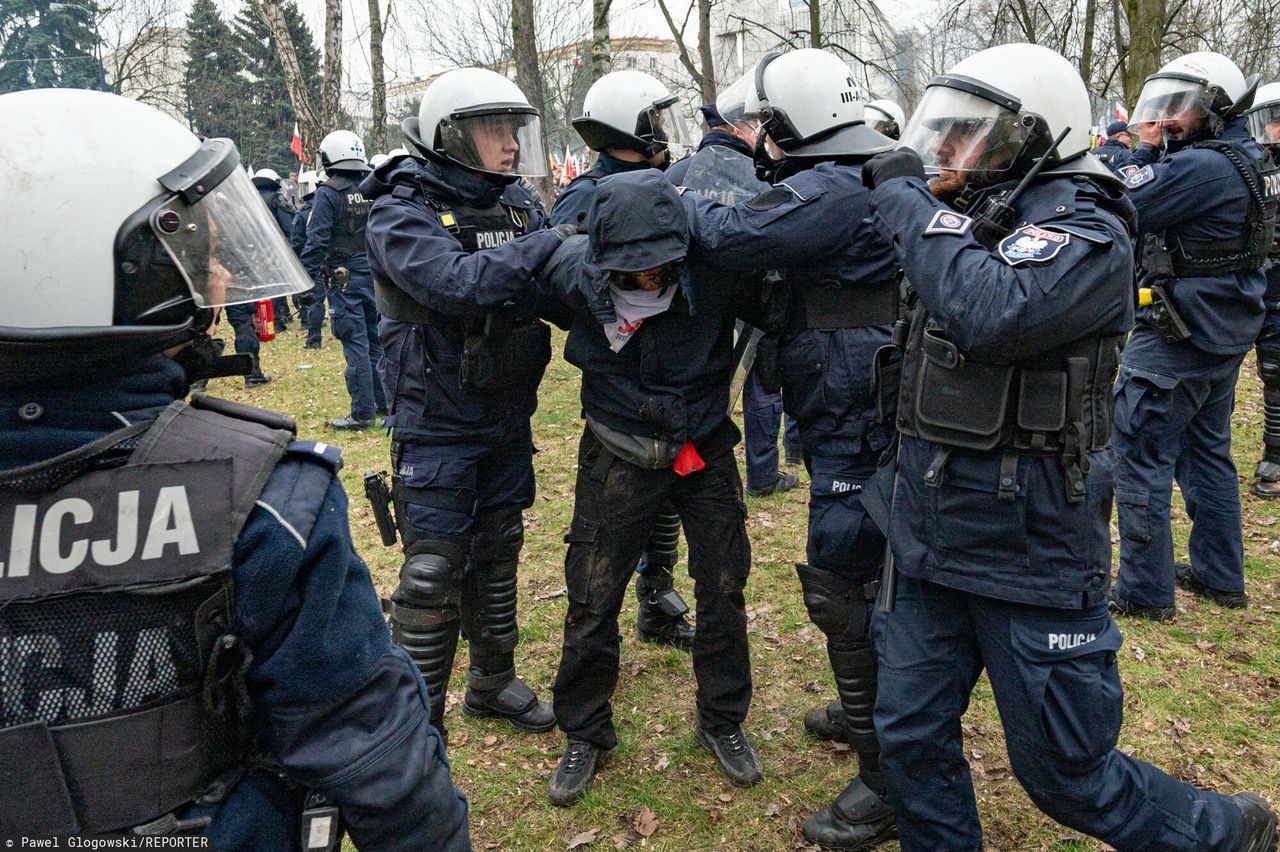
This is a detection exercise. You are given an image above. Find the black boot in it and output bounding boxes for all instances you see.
[462,663,556,731]
[634,507,695,649]
[803,755,898,850]
[1231,792,1278,852]
[1256,360,1280,499]
[804,698,850,743]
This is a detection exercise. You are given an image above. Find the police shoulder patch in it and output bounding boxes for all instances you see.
[997,225,1071,266]
[1122,165,1155,188]
[923,209,973,236]
[745,185,798,211]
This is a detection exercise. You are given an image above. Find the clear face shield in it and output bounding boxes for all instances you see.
[148,143,313,309]
[638,98,696,159]
[1128,75,1213,130]
[1247,102,1280,145]
[715,69,762,141]
[438,107,549,177]
[899,85,1029,173]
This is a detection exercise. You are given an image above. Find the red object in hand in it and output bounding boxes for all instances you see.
[673,441,705,476]
[253,300,275,342]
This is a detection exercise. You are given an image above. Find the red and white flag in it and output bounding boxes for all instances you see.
[290,122,304,164]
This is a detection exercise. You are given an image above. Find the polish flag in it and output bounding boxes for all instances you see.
[290,122,304,164]
[1115,103,1129,123]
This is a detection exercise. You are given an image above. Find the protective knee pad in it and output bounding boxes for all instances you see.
[795,562,863,638]
[465,509,524,659]
[643,508,682,570]
[829,636,879,754]
[471,507,524,563]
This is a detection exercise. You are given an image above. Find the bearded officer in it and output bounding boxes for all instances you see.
[861,42,1277,850]
[362,68,573,742]
[0,89,469,850]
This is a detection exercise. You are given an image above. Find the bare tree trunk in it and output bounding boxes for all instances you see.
[368,0,387,152]
[255,0,322,156]
[808,0,821,47]
[512,0,554,204]
[1124,0,1164,105]
[321,0,343,130]
[697,0,716,102]
[591,0,612,81]
[1080,0,1098,91]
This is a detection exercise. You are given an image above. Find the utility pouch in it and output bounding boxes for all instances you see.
[1149,282,1192,344]
[650,588,690,619]
[460,316,552,390]
[914,327,1014,451]
[871,343,902,426]
[1016,369,1067,434]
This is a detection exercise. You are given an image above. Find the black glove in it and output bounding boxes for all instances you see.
[551,223,581,241]
[862,147,926,190]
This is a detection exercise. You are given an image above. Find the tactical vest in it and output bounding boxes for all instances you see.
[892,306,1124,503]
[322,176,372,261]
[373,180,550,391]
[1139,139,1280,278]
[0,395,294,835]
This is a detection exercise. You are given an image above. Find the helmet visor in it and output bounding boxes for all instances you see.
[1247,102,1280,145]
[639,102,695,159]
[151,167,313,308]
[716,69,760,124]
[865,105,899,138]
[1129,76,1212,127]
[899,86,1028,173]
[438,108,549,177]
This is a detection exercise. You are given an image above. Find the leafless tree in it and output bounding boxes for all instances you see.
[654,0,717,102]
[98,0,187,115]
[255,0,322,154]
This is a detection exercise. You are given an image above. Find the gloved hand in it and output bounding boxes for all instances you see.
[862,147,926,190]
[551,223,581,241]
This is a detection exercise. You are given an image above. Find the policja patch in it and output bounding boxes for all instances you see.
[924,209,973,236]
[1122,165,1156,188]
[997,225,1071,266]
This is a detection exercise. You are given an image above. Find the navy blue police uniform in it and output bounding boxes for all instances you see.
[681,158,900,843]
[549,152,652,227]
[1252,178,1280,495]
[302,170,388,423]
[1091,138,1134,173]
[291,195,325,348]
[1109,116,1274,610]
[0,356,470,850]
[537,170,756,763]
[867,156,1249,849]
[361,155,563,738]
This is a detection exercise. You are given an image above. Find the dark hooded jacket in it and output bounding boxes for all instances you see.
[549,152,654,227]
[539,170,765,449]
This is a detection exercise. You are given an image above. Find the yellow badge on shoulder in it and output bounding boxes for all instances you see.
[998,225,1071,266]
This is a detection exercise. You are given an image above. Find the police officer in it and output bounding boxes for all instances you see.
[1092,119,1135,173]
[538,170,762,806]
[679,48,899,848]
[1108,52,1276,618]
[861,42,1277,849]
[0,89,470,850]
[291,169,326,349]
[1244,82,1280,497]
[252,167,298,331]
[864,98,906,141]
[551,69,700,650]
[362,68,569,741]
[302,130,389,430]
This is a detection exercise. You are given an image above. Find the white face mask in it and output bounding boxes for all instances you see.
[602,282,677,352]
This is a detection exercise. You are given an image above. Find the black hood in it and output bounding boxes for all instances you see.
[585,170,689,274]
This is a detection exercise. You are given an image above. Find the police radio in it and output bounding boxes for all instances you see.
[970,126,1072,250]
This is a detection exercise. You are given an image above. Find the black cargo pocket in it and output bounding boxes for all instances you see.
[1010,614,1124,765]
[1111,365,1178,437]
[779,333,828,424]
[563,517,601,607]
[1115,489,1151,543]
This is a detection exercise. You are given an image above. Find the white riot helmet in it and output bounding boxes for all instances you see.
[865,99,906,140]
[899,43,1092,181]
[318,129,368,171]
[408,67,548,180]
[0,89,312,387]
[574,70,694,161]
[1130,52,1258,134]
[1246,82,1280,147]
[753,49,893,159]
[388,146,409,157]
[298,169,321,197]
[252,167,282,185]
[369,153,389,168]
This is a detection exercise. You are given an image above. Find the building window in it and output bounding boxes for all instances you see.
[649,57,657,69]
[626,56,636,68]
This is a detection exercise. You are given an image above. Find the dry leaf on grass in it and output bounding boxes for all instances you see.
[634,807,659,837]
[567,828,599,849]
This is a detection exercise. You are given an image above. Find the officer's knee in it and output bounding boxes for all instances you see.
[794,562,863,638]
[472,507,523,564]
[395,536,468,610]
[1258,350,1280,387]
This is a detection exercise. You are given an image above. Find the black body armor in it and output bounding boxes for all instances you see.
[322,174,373,261]
[1139,140,1280,278]
[0,396,293,835]
[374,183,551,391]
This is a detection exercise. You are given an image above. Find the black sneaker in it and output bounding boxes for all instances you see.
[331,416,374,431]
[802,775,898,850]
[696,724,763,787]
[1231,792,1278,852]
[1176,563,1248,609]
[548,740,610,807]
[746,471,801,498]
[804,698,850,743]
[244,372,272,388]
[1108,587,1175,622]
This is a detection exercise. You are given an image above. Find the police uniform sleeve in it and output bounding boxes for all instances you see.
[1122,146,1239,234]
[871,176,1132,361]
[233,449,471,851]
[290,208,309,258]
[365,191,562,318]
[301,189,337,286]
[548,180,592,226]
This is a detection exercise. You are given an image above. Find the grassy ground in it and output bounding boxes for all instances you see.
[222,325,1280,851]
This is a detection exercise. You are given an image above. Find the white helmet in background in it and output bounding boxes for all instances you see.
[1246,82,1280,147]
[252,167,282,186]
[865,99,906,140]
[369,153,389,168]
[0,89,312,387]
[408,67,548,180]
[318,129,368,171]
[1131,52,1256,129]
[298,169,321,197]
[753,49,893,159]
[899,43,1092,180]
[388,146,409,157]
[574,70,694,161]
